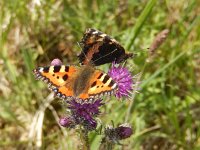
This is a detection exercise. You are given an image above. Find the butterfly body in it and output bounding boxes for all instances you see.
[73,65,96,97]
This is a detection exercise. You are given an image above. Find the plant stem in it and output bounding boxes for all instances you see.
[99,138,114,150]
[80,129,90,150]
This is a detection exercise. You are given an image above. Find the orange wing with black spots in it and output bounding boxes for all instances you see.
[33,65,118,101]
[89,71,118,96]
[33,65,77,100]
[77,70,118,99]
[54,86,74,100]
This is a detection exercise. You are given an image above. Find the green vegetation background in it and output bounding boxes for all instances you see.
[0,0,200,149]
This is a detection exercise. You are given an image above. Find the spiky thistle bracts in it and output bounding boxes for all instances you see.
[60,99,104,130]
[102,123,133,143]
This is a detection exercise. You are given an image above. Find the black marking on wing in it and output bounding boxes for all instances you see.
[91,81,97,88]
[53,66,61,73]
[102,75,110,84]
[63,74,68,81]
[108,80,115,87]
[43,67,49,73]
[65,66,69,72]
[97,73,103,79]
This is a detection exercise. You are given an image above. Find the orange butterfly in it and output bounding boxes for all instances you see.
[34,65,117,101]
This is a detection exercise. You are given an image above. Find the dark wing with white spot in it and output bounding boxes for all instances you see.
[78,28,133,66]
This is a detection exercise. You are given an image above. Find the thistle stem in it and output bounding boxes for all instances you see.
[99,139,114,150]
[80,129,90,150]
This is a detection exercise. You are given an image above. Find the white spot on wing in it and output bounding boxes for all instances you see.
[105,78,112,86]
[111,83,117,89]
[60,65,65,72]
[49,66,54,73]
[110,38,118,43]
[100,33,107,37]
[99,74,106,82]
[39,68,43,72]
[92,31,98,34]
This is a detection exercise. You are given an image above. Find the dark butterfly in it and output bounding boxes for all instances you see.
[78,28,133,66]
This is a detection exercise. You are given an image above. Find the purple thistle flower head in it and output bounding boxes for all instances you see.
[59,116,75,128]
[108,63,133,99]
[51,58,63,66]
[104,123,133,142]
[67,99,104,130]
[116,124,133,139]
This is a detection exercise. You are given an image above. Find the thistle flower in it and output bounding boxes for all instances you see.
[108,63,133,98]
[116,125,133,139]
[104,123,133,142]
[66,99,104,130]
[51,58,63,66]
[59,117,75,128]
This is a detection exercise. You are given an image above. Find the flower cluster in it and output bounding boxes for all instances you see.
[50,58,135,145]
[60,99,104,130]
[50,58,136,129]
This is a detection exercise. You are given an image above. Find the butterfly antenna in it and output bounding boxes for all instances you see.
[92,48,119,64]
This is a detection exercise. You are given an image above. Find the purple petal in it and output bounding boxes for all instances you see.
[59,117,74,127]
[67,99,103,129]
[51,58,63,66]
[108,63,135,99]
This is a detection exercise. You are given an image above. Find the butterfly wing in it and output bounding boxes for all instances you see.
[34,65,118,101]
[78,70,118,100]
[78,28,133,66]
[33,65,77,100]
